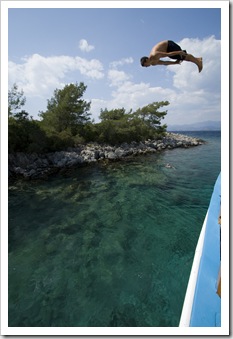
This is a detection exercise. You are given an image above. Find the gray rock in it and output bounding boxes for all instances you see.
[115,148,126,157]
[8,132,205,179]
[106,151,117,160]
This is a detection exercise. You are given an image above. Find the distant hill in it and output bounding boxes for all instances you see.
[167,120,221,131]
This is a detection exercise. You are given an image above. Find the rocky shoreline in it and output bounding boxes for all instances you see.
[8,132,205,180]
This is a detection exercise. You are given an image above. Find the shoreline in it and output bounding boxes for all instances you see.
[8,132,205,180]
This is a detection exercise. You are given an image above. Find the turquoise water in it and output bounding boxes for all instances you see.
[8,131,221,327]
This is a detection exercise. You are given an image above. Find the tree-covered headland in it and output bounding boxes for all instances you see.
[8,82,169,153]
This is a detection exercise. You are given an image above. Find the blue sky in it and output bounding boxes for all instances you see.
[6,2,225,127]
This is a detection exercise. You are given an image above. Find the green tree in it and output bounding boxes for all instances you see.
[39,82,91,134]
[134,101,169,129]
[98,108,132,144]
[8,83,26,117]
[99,108,127,121]
[8,118,49,153]
[96,102,168,144]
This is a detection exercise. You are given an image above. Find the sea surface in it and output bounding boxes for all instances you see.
[8,131,221,327]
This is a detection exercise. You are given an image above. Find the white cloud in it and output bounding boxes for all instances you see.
[79,39,95,52]
[107,57,134,88]
[110,57,134,69]
[108,69,131,87]
[8,54,104,97]
[170,36,221,93]
[74,56,104,79]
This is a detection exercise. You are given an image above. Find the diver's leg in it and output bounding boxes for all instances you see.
[184,54,203,72]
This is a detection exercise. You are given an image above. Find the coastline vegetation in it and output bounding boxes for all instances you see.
[8,82,168,153]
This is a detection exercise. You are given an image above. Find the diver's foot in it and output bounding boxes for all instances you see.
[197,57,203,73]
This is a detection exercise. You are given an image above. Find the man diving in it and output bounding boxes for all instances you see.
[140,40,203,73]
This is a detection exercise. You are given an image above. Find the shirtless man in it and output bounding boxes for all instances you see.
[140,40,203,73]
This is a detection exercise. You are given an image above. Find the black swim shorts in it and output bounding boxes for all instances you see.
[167,40,187,60]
